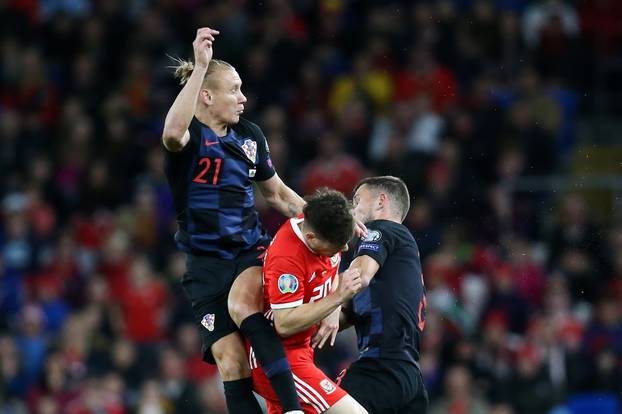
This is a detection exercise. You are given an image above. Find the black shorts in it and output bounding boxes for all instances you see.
[338,358,428,414]
[181,239,270,364]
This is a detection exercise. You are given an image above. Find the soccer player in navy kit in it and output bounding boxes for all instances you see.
[338,176,429,414]
[162,28,306,414]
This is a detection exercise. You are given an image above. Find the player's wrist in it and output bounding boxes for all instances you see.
[193,62,209,72]
[332,289,349,306]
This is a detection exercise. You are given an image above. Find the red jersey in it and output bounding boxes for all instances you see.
[262,217,341,348]
[251,217,348,414]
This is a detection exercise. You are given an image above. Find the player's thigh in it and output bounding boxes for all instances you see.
[211,331,251,381]
[182,254,239,364]
[326,394,368,414]
[291,364,349,413]
[228,265,264,326]
[339,362,400,413]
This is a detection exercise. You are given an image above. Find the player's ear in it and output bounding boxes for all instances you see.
[201,88,212,106]
[378,192,387,209]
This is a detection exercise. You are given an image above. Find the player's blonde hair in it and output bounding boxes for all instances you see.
[168,56,235,87]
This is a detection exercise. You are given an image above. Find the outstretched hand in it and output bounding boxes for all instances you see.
[311,307,340,349]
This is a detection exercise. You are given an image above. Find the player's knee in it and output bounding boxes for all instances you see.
[212,341,250,381]
[213,350,250,381]
[228,268,263,326]
[228,296,257,327]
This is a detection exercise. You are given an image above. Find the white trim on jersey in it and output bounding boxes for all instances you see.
[290,217,318,254]
[270,299,304,309]
[293,374,330,410]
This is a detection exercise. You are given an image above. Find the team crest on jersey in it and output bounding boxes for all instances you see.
[201,314,215,331]
[242,139,257,163]
[330,254,340,268]
[362,230,382,242]
[277,274,299,294]
[319,379,336,394]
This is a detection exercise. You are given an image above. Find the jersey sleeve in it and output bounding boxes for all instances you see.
[245,120,276,182]
[353,222,395,267]
[265,256,306,309]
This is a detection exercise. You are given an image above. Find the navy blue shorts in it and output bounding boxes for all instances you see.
[181,239,270,364]
[338,358,428,414]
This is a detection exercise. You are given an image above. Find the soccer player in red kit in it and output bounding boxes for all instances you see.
[249,189,368,414]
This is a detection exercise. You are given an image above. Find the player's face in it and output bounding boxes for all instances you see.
[208,69,246,125]
[306,234,348,257]
[352,185,376,224]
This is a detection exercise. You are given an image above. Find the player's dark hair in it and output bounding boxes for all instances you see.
[303,188,354,247]
[354,176,411,221]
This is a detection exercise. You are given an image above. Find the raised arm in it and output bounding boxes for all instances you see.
[162,28,219,152]
[256,173,306,218]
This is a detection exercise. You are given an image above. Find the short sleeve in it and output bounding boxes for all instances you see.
[353,222,395,267]
[265,257,306,309]
[246,121,276,181]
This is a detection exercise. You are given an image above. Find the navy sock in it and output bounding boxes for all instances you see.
[223,377,263,414]
[240,313,302,411]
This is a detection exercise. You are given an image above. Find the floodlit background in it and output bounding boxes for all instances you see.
[1,1,621,413]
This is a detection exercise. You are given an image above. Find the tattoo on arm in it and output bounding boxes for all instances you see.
[287,202,302,218]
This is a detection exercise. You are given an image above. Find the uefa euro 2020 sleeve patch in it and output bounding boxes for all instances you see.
[277,274,299,294]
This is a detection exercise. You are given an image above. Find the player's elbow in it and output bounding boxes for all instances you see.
[274,320,294,337]
[360,277,371,290]
[359,271,374,290]
[162,134,184,151]
[273,317,297,337]
[162,123,187,151]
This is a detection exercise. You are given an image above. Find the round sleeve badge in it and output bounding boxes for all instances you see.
[362,230,382,242]
[277,274,299,294]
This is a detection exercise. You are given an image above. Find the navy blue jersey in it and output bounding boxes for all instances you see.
[348,220,426,367]
[163,117,275,259]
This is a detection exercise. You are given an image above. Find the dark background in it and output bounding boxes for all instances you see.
[1,1,622,413]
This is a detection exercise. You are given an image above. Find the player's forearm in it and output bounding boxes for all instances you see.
[270,185,305,218]
[162,64,208,144]
[274,294,342,337]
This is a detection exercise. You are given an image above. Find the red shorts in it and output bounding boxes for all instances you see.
[249,345,347,414]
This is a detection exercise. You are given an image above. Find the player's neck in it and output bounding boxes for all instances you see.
[373,210,401,224]
[297,221,320,255]
[196,110,228,137]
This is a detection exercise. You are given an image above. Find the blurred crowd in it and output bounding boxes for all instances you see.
[1,0,622,413]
